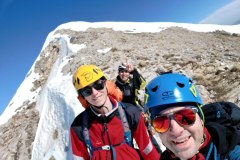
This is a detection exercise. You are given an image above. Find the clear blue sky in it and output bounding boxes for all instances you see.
[0,0,235,115]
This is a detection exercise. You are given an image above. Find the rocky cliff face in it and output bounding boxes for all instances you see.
[0,26,239,159]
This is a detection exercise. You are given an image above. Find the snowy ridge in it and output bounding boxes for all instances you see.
[29,22,240,159]
[2,22,239,125]
[31,36,84,159]
[56,21,240,34]
[0,22,240,159]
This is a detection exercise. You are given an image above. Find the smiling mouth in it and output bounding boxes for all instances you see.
[92,95,101,101]
[94,97,100,101]
[172,136,190,145]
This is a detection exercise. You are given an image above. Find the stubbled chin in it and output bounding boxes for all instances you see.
[171,137,197,159]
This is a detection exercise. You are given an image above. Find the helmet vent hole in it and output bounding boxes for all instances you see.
[77,78,80,84]
[151,85,158,92]
[93,69,98,74]
[176,82,184,88]
[189,79,193,84]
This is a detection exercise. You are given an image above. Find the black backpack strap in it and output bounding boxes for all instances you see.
[132,69,145,90]
[81,111,93,158]
[71,110,93,158]
[118,102,133,146]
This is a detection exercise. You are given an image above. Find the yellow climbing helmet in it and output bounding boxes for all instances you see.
[73,65,105,91]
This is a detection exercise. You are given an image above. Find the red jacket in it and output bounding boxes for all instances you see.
[70,97,160,160]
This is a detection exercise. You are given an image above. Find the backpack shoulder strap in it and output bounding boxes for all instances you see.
[118,102,133,146]
[71,110,93,158]
[81,111,93,157]
[132,69,146,89]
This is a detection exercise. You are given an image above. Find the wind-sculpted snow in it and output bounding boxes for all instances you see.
[31,76,82,160]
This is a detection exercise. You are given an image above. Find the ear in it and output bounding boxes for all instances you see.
[201,119,204,126]
[77,95,88,108]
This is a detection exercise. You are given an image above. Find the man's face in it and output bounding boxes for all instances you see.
[157,106,204,159]
[82,80,108,107]
[119,69,130,82]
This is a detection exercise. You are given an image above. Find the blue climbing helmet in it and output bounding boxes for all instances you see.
[144,72,203,120]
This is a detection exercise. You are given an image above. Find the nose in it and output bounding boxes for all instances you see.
[91,88,99,96]
[169,119,184,136]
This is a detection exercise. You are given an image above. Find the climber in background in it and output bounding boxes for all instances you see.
[115,60,163,154]
[115,61,146,107]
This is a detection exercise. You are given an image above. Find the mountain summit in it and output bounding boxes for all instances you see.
[0,22,240,160]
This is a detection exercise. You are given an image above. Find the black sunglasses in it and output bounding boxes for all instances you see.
[80,79,106,97]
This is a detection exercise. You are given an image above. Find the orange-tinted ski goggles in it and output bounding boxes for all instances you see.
[152,107,198,133]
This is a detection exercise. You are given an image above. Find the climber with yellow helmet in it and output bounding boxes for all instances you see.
[70,64,160,160]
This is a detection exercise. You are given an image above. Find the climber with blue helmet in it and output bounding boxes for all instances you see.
[144,72,240,160]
